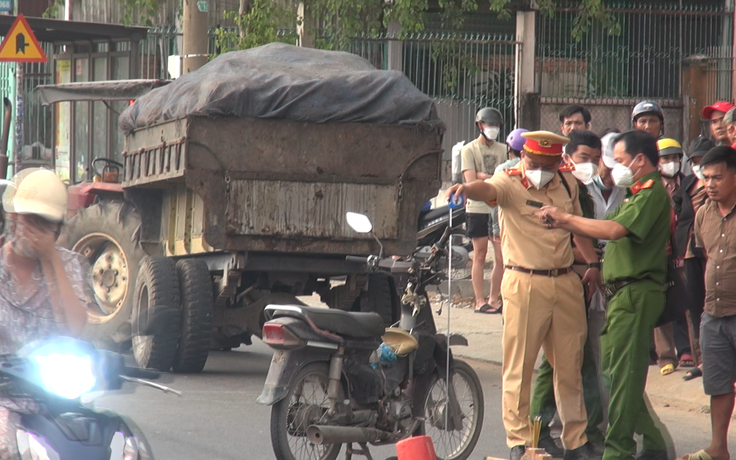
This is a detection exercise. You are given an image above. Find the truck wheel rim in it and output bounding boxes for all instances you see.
[132,285,153,364]
[73,233,129,319]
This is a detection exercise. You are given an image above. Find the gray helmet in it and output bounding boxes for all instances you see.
[476,107,504,126]
[631,100,664,125]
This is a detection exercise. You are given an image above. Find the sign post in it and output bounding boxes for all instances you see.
[0,14,49,174]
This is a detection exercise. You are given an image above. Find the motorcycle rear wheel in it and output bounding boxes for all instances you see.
[271,363,342,460]
[414,359,484,460]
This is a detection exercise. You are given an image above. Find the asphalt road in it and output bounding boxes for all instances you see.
[96,339,717,460]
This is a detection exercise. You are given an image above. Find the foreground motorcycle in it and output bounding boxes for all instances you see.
[258,212,484,460]
[0,336,177,459]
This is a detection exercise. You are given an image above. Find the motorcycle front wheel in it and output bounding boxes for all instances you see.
[414,359,484,460]
[270,363,342,460]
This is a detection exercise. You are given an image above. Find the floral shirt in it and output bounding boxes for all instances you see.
[0,245,92,354]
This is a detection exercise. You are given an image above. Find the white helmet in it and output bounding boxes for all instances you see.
[12,169,67,222]
[2,168,42,214]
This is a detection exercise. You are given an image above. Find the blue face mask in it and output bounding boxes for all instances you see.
[592,175,612,191]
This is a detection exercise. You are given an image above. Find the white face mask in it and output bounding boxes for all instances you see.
[483,126,500,141]
[526,169,555,190]
[571,162,599,184]
[692,164,705,180]
[660,161,680,178]
[612,156,642,188]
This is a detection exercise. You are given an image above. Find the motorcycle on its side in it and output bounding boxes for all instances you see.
[0,335,177,460]
[257,212,484,460]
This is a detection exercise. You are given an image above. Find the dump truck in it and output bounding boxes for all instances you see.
[48,43,445,372]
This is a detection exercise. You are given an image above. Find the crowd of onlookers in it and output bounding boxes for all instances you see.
[455,100,736,460]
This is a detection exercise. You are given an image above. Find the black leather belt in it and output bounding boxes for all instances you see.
[602,278,642,300]
[505,265,574,277]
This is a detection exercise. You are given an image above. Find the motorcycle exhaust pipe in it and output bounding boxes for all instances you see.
[307,425,385,445]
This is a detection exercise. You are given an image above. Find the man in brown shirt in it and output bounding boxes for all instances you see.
[446,131,601,460]
[687,146,736,460]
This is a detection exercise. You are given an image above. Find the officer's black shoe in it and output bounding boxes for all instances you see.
[510,445,527,460]
[635,450,668,460]
[538,436,565,458]
[563,443,602,460]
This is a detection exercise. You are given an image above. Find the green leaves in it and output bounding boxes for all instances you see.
[216,2,297,52]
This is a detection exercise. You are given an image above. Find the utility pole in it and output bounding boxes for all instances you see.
[183,0,209,74]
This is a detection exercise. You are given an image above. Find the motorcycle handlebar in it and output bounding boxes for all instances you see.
[345,255,370,264]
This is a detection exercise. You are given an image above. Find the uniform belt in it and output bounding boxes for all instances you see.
[504,265,574,277]
[602,278,643,301]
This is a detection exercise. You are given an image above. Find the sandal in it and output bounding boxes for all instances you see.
[660,363,675,376]
[474,303,502,314]
[683,366,703,381]
[680,450,714,460]
[679,353,695,367]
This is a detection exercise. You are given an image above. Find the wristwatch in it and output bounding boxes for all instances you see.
[587,262,602,270]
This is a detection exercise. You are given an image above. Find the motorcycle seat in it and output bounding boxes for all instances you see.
[270,305,386,339]
[418,206,449,225]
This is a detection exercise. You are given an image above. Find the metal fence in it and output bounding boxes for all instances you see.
[343,32,519,161]
[536,1,734,138]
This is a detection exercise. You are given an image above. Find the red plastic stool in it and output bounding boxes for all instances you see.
[396,435,437,460]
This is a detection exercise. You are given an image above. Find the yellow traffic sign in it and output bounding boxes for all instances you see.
[0,14,48,63]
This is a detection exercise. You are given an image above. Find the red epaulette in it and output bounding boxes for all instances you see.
[558,163,576,173]
[630,179,655,195]
[504,168,522,176]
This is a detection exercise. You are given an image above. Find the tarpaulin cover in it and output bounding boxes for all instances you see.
[119,43,445,134]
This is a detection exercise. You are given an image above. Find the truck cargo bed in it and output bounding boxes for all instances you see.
[122,115,443,256]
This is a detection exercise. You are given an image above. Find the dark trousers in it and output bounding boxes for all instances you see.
[684,257,706,365]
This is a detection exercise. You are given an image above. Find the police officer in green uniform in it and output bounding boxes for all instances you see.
[537,130,672,460]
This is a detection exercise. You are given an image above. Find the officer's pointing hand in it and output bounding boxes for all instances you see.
[536,206,569,229]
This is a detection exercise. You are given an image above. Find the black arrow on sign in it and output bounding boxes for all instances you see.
[16,33,28,54]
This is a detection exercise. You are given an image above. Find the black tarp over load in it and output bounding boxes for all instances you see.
[119,43,445,134]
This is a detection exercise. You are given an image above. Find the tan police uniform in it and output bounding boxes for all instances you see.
[486,131,588,451]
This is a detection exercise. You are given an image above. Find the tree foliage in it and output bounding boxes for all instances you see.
[215,0,297,53]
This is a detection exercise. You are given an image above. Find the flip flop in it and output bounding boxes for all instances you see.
[680,450,714,460]
[660,363,675,376]
[474,303,502,314]
[683,367,703,381]
[679,354,695,367]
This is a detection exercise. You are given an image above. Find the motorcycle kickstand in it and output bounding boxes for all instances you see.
[345,442,375,460]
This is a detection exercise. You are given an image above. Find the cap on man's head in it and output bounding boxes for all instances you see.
[600,132,618,168]
[688,136,715,159]
[657,138,683,157]
[521,131,569,156]
[702,101,735,120]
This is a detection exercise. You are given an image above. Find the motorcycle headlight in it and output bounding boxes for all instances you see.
[31,353,96,400]
[16,429,61,460]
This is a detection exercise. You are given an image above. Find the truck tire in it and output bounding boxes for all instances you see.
[173,259,214,373]
[132,256,181,371]
[59,201,146,343]
[356,273,396,327]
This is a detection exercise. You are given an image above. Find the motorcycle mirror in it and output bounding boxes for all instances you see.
[346,212,373,234]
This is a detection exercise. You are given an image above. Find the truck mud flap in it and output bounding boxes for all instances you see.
[256,347,336,405]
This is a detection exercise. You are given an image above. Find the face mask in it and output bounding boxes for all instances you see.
[571,162,598,184]
[660,161,680,178]
[483,126,500,141]
[526,169,555,190]
[692,164,705,180]
[612,156,642,188]
[592,175,612,191]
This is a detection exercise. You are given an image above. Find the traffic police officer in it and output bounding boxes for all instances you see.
[446,131,600,460]
[538,130,672,460]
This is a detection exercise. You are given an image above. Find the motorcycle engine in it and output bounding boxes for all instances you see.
[388,399,414,430]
